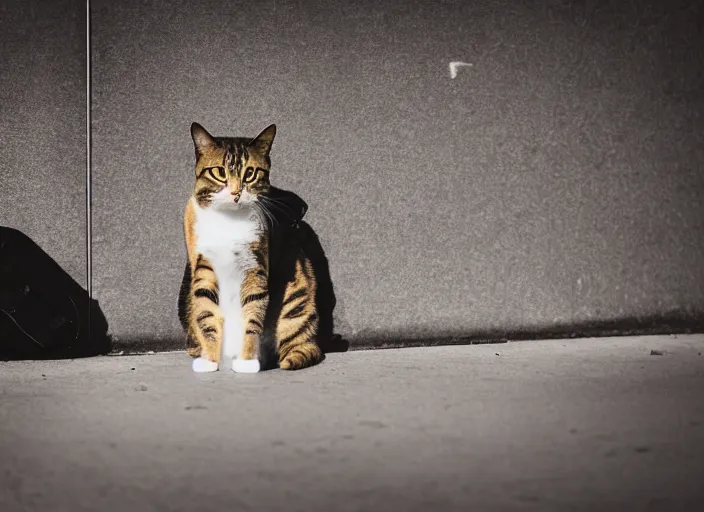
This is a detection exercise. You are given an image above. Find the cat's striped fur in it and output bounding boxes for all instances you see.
[178,122,325,372]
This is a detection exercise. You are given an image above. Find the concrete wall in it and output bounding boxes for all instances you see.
[91,0,704,348]
[0,0,86,287]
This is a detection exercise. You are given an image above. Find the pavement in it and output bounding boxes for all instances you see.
[1,334,703,512]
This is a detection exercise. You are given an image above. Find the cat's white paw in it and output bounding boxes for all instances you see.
[192,357,219,373]
[232,358,260,374]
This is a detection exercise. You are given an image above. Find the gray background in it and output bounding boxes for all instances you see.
[91,0,704,348]
[0,0,86,287]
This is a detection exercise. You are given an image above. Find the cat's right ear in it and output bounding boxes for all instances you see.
[191,122,216,156]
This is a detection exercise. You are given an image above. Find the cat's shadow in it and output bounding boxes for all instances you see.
[258,186,348,367]
[294,219,348,356]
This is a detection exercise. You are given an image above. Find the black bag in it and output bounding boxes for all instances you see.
[0,226,110,360]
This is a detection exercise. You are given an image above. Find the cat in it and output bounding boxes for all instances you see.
[177,122,335,373]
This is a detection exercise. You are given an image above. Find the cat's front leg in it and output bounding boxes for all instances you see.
[233,241,269,374]
[189,255,224,373]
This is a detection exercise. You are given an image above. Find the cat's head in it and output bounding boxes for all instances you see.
[190,122,275,210]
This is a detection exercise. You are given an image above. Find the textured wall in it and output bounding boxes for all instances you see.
[0,0,86,286]
[91,0,704,348]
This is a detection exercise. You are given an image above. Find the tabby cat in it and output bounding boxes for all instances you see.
[178,122,330,373]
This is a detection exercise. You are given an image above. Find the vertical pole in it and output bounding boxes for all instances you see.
[86,0,92,331]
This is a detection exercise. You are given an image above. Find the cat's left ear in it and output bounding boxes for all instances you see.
[249,124,276,156]
[191,122,217,156]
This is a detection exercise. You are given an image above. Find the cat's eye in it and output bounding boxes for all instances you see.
[243,167,257,183]
[206,166,227,183]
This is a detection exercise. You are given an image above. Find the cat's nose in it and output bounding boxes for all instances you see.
[231,192,241,202]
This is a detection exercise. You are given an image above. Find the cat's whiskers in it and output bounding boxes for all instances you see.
[260,195,296,212]
[254,201,277,227]
[258,196,298,222]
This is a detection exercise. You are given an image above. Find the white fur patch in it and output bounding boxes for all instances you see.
[232,358,261,374]
[193,194,263,363]
[192,357,218,373]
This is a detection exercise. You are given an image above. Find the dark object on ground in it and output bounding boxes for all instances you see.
[650,349,664,356]
[0,226,111,360]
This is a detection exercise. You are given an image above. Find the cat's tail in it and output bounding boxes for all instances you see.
[279,342,324,370]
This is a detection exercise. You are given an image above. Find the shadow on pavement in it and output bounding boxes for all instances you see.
[0,226,111,361]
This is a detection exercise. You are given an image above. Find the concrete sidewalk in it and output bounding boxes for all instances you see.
[1,335,703,512]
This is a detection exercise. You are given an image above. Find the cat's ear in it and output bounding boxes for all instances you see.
[191,122,216,156]
[249,124,276,156]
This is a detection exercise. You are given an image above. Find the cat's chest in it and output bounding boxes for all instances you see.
[193,204,262,265]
